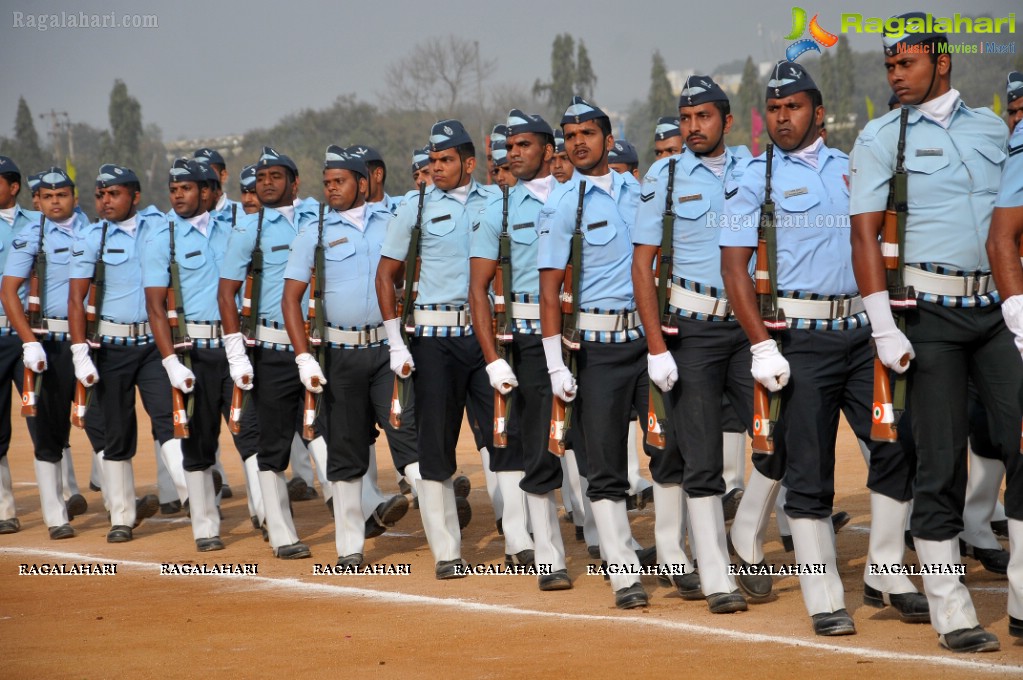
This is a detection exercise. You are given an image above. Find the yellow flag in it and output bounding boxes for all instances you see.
[65,156,76,184]
[993,93,1002,116]
[865,95,875,121]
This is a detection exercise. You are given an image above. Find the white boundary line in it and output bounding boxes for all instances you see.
[4,546,1022,675]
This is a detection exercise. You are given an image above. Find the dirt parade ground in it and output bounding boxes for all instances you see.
[1,394,1022,679]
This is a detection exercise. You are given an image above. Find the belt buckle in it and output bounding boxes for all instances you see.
[712,298,730,317]
[830,298,846,319]
[358,329,369,345]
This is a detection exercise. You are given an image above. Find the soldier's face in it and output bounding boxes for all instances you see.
[39,187,76,222]
[494,164,517,190]
[256,166,293,208]
[169,181,202,218]
[766,92,822,153]
[429,149,474,191]
[550,151,572,183]
[240,190,261,214]
[680,103,732,156]
[412,167,432,187]
[654,136,683,160]
[96,185,139,222]
[1008,98,1023,131]
[0,177,18,209]
[563,121,612,174]
[885,51,949,106]
[507,133,551,181]
[322,168,364,211]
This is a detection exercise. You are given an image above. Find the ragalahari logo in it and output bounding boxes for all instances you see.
[784,7,839,62]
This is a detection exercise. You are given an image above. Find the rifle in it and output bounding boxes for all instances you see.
[872,106,913,442]
[168,220,193,439]
[492,185,514,448]
[73,221,109,428]
[548,180,585,455]
[22,214,47,417]
[228,206,261,434]
[646,159,678,449]
[389,182,426,429]
[751,144,784,454]
[302,204,327,440]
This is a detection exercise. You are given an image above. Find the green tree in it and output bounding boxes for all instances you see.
[106,79,142,171]
[534,34,578,115]
[734,56,762,143]
[637,51,677,167]
[13,97,46,171]
[575,42,597,101]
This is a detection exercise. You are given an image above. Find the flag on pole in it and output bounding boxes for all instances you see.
[751,108,764,156]
[865,95,875,121]
[64,157,76,184]
[993,93,1002,117]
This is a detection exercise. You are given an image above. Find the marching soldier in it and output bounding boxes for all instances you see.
[850,16,1012,652]
[194,148,240,222]
[550,130,573,185]
[469,110,570,590]
[239,164,260,216]
[652,116,683,161]
[722,61,923,636]
[67,164,172,543]
[411,146,432,188]
[608,140,640,180]
[633,75,750,613]
[348,146,398,214]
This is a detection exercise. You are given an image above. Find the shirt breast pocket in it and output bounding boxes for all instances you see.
[777,192,822,215]
[509,222,537,246]
[581,219,618,268]
[101,248,130,267]
[177,250,207,271]
[262,243,292,266]
[325,240,359,284]
[673,195,712,238]
[969,143,1006,194]
[47,246,71,266]
[425,213,459,257]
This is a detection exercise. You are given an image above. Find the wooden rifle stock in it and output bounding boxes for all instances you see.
[71,380,88,429]
[391,183,427,428]
[21,368,37,417]
[751,381,773,454]
[302,377,319,440]
[548,397,567,456]
[870,353,897,442]
[227,381,246,434]
[172,387,190,438]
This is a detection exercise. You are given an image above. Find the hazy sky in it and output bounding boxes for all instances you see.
[0,0,1016,143]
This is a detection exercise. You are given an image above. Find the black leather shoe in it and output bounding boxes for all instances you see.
[326,499,335,518]
[991,519,1009,539]
[336,553,364,568]
[734,559,773,600]
[0,517,20,534]
[722,488,744,523]
[1009,616,1023,638]
[456,496,472,530]
[811,609,856,636]
[66,494,88,520]
[863,584,930,623]
[781,534,794,552]
[539,569,572,591]
[670,571,703,600]
[614,583,648,609]
[505,549,535,568]
[635,486,654,510]
[275,541,311,559]
[435,558,468,580]
[286,477,312,502]
[49,523,75,540]
[960,539,1009,574]
[939,626,1000,653]
[375,494,410,528]
[160,500,182,515]
[575,525,584,541]
[453,475,471,498]
[365,517,386,539]
[495,518,503,535]
[563,510,573,524]
[635,546,657,568]
[831,511,851,534]
[212,470,223,496]
[135,495,160,527]
[398,478,412,496]
[587,545,601,559]
[220,484,233,499]
[707,590,748,614]
[107,525,132,543]
[89,481,101,492]
[197,536,225,552]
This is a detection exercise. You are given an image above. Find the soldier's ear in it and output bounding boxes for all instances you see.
[464,156,476,174]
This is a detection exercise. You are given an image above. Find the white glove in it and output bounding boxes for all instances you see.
[486,359,518,395]
[295,353,326,393]
[543,334,576,402]
[1001,294,1023,359]
[162,355,195,393]
[863,291,914,374]
[70,343,99,386]
[647,351,678,392]
[383,317,414,377]
[750,339,789,393]
[22,341,47,373]
[223,332,254,390]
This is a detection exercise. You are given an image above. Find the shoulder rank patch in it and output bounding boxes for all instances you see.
[185,250,201,258]
[11,240,26,249]
[639,192,655,203]
[725,188,738,200]
[431,214,451,223]
[471,222,480,231]
[915,148,943,157]
[270,244,289,252]
[328,237,348,248]
[512,222,534,230]
[587,220,609,230]
[1009,144,1022,157]
[72,249,84,257]
[677,193,703,203]
[783,187,808,198]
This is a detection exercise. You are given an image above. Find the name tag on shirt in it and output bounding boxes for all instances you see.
[783,187,808,198]
[107,248,125,254]
[270,244,289,252]
[431,214,451,223]
[677,193,703,203]
[185,250,201,258]
[54,247,69,253]
[328,237,348,248]
[512,222,534,230]
[587,221,609,230]
[916,148,944,157]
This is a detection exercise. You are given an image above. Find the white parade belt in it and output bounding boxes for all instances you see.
[776,296,864,320]
[668,283,731,317]
[412,308,470,327]
[325,325,384,345]
[576,310,640,332]
[903,266,994,297]
[97,320,151,337]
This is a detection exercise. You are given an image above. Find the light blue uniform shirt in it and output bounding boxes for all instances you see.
[720,145,856,296]
[633,146,750,289]
[849,102,1007,270]
[283,202,392,329]
[995,120,1023,209]
[211,197,242,225]
[470,183,544,296]
[219,207,307,325]
[70,212,169,324]
[380,180,499,308]
[141,211,231,321]
[5,211,90,317]
[536,170,641,310]
[0,205,42,317]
